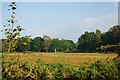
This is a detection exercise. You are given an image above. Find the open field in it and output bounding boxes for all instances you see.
[2,52,117,66]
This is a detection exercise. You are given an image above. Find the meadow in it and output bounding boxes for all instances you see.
[3,52,117,66]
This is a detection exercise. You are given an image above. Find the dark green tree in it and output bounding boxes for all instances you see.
[77,32,97,52]
[101,25,120,45]
[96,29,102,47]
[30,37,44,52]
[49,38,76,52]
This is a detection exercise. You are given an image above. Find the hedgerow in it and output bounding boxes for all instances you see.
[2,59,119,80]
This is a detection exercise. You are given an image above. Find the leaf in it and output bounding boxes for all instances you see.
[13,29,17,32]
[11,15,15,18]
[5,32,10,35]
[11,19,14,23]
[13,34,16,38]
[5,29,8,31]
[7,20,10,22]
[9,4,12,7]
[11,2,15,4]
[13,12,15,14]
[17,26,24,31]
[15,32,20,36]
[12,7,16,10]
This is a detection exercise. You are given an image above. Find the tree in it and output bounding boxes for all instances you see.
[101,25,120,45]
[30,37,44,52]
[49,38,60,52]
[43,35,51,52]
[4,2,24,53]
[77,32,97,52]
[49,38,76,52]
[15,36,31,52]
[96,29,102,47]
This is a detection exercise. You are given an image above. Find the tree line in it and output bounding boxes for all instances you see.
[2,35,76,52]
[1,25,120,53]
[77,25,120,53]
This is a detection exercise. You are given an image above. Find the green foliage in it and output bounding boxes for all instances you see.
[43,35,52,52]
[76,25,120,54]
[50,38,76,52]
[113,56,120,78]
[2,60,119,79]
[101,25,120,45]
[77,32,97,52]
[15,36,31,52]
[30,37,44,52]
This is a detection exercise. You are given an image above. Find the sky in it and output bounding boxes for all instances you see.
[1,2,118,42]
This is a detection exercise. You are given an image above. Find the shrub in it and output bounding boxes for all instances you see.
[2,60,119,79]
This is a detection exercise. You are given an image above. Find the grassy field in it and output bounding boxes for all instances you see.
[2,52,117,66]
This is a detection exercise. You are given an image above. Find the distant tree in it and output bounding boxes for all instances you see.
[77,32,97,52]
[96,29,102,47]
[43,35,51,52]
[61,39,76,52]
[49,38,76,52]
[68,40,76,51]
[4,2,24,53]
[15,36,31,52]
[30,37,44,52]
[49,38,61,52]
[101,25,120,45]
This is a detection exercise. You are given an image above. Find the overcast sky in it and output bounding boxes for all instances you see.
[1,2,118,42]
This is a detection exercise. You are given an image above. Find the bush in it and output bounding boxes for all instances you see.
[2,60,119,79]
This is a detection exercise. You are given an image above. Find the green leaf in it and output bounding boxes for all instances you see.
[11,19,14,23]
[9,4,12,7]
[11,15,15,18]
[13,29,17,32]
[16,32,20,36]
[5,29,7,31]
[11,2,15,4]
[5,32,10,35]
[12,7,16,10]
[7,20,10,22]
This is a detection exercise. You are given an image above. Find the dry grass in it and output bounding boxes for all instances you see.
[2,52,117,66]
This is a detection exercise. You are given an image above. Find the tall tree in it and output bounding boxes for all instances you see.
[101,25,120,45]
[96,29,102,47]
[77,32,97,52]
[43,35,51,52]
[49,38,76,52]
[30,37,44,52]
[4,2,24,53]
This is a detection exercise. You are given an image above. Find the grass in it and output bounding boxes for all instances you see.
[2,52,117,66]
